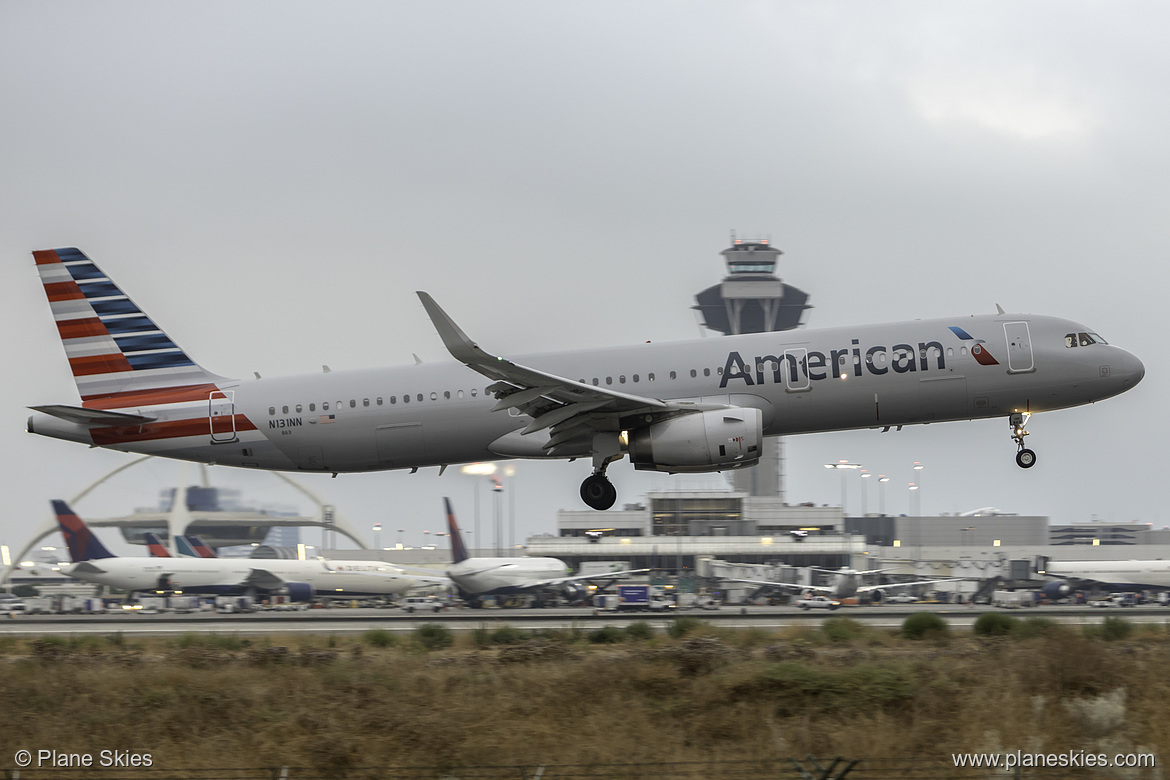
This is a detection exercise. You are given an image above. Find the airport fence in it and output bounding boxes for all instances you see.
[1,758,1162,780]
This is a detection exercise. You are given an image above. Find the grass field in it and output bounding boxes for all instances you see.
[0,615,1165,777]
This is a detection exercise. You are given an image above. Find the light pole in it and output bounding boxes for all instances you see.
[908,483,920,516]
[824,460,863,515]
[373,523,381,550]
[461,463,498,557]
[912,462,924,515]
[878,476,889,516]
[860,471,871,516]
[492,475,504,557]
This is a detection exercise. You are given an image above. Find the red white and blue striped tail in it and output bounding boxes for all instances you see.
[32,248,229,403]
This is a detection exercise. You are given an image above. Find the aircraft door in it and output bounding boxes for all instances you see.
[209,390,238,443]
[783,348,811,392]
[1003,322,1035,374]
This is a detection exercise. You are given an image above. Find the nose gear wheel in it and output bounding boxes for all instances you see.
[1010,413,1036,469]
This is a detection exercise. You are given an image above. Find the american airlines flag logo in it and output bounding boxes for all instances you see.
[948,326,1000,366]
[319,414,336,424]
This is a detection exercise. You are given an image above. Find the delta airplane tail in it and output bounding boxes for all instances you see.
[144,533,171,558]
[444,498,471,564]
[52,500,115,562]
[31,248,229,405]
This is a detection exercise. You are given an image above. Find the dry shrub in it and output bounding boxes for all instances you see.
[0,630,1167,769]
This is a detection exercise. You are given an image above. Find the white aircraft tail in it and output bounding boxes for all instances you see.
[32,248,230,404]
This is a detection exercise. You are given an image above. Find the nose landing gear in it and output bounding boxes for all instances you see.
[1010,412,1036,468]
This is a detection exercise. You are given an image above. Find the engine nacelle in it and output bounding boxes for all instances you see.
[560,583,589,604]
[1041,581,1071,600]
[284,582,316,602]
[628,408,762,473]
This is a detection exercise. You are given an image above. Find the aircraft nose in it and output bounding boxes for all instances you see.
[1119,349,1145,387]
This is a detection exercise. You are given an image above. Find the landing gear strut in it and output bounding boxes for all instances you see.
[1010,412,1036,469]
[580,433,623,510]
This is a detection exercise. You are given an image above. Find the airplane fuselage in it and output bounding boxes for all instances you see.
[446,556,570,596]
[1046,560,1170,591]
[63,557,437,597]
[28,313,1144,474]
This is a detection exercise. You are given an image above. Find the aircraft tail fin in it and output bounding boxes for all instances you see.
[186,536,217,559]
[52,500,116,562]
[444,497,470,563]
[31,248,230,404]
[176,535,217,558]
[144,532,171,558]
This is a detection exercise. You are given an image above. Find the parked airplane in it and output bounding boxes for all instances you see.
[53,500,449,599]
[1038,560,1170,599]
[732,567,964,601]
[26,248,1144,510]
[442,497,641,605]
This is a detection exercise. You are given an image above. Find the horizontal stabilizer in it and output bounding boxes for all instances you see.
[69,561,107,575]
[30,405,156,427]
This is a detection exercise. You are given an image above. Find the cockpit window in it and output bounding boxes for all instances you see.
[1066,332,1108,348]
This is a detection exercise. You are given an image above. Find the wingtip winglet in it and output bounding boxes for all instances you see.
[416,292,484,365]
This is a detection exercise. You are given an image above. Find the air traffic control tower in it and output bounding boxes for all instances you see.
[693,234,811,499]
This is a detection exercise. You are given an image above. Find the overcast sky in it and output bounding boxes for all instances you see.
[0,1,1162,556]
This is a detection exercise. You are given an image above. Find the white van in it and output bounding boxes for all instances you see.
[400,596,443,613]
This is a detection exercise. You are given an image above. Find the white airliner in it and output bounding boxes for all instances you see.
[732,566,963,601]
[53,500,449,600]
[1039,560,1170,599]
[442,498,642,604]
[26,248,1144,510]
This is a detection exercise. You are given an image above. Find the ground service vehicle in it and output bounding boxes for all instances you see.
[401,596,443,613]
[795,595,841,610]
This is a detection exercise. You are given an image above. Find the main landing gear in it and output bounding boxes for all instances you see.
[580,433,623,511]
[1010,412,1036,469]
[581,471,617,511]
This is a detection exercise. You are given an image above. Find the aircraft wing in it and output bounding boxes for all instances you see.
[417,292,724,453]
[531,568,650,589]
[243,569,288,592]
[855,577,967,594]
[726,578,832,595]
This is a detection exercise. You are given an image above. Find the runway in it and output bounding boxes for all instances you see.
[2,603,1168,636]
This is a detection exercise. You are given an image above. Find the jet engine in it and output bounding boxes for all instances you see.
[627,408,762,473]
[559,583,589,604]
[1041,581,1072,600]
[284,582,316,602]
